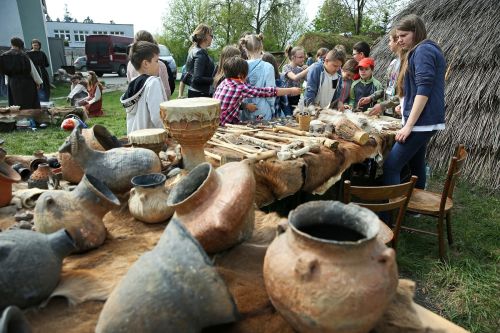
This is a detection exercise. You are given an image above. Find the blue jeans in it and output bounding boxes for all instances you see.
[383,131,436,189]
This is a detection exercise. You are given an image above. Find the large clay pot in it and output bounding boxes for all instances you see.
[34,174,120,252]
[27,163,51,189]
[263,201,398,333]
[129,173,174,223]
[0,148,21,208]
[0,306,32,333]
[0,229,76,310]
[160,97,220,170]
[59,124,122,184]
[167,161,255,254]
[95,217,239,333]
[58,127,161,193]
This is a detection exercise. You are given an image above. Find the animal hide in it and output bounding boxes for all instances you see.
[249,210,286,245]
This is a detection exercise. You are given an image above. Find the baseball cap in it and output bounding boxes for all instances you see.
[357,57,375,69]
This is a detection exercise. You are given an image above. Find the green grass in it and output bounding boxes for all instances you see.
[1,81,499,332]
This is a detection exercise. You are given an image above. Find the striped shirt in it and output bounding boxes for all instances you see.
[214,78,277,125]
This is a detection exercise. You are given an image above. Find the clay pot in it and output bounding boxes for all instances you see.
[58,127,161,194]
[0,148,21,207]
[263,201,398,333]
[160,97,220,170]
[59,124,122,184]
[0,229,76,310]
[12,163,31,181]
[34,174,120,252]
[129,173,174,223]
[167,161,255,254]
[0,306,32,333]
[95,217,238,333]
[28,163,51,189]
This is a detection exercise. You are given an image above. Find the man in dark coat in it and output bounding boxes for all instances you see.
[0,37,41,109]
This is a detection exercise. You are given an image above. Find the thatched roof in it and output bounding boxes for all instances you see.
[370,0,500,191]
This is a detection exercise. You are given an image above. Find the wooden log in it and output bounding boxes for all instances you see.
[335,118,369,145]
[273,126,309,136]
[253,133,293,143]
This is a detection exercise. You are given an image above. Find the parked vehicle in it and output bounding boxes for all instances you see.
[74,56,87,71]
[85,35,133,77]
[158,44,177,79]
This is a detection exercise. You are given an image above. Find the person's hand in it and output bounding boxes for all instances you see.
[344,104,352,110]
[245,103,258,112]
[302,65,308,70]
[395,125,412,143]
[290,87,301,96]
[368,104,383,116]
[36,83,41,90]
[395,105,402,116]
[358,96,372,107]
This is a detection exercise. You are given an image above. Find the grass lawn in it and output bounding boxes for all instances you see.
[1,82,499,332]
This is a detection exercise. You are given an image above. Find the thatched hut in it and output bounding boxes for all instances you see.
[370,0,500,191]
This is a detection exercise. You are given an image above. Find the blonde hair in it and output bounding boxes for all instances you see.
[239,33,264,54]
[190,24,213,47]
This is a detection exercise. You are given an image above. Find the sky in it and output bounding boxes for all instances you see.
[45,0,322,36]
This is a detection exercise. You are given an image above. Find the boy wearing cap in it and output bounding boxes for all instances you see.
[348,57,382,112]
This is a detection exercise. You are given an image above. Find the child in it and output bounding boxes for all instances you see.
[80,71,103,117]
[213,45,242,89]
[304,49,345,109]
[282,46,308,110]
[67,73,88,106]
[120,41,167,134]
[348,57,383,112]
[352,41,370,80]
[337,59,357,110]
[214,57,301,126]
[262,52,289,117]
[315,47,329,63]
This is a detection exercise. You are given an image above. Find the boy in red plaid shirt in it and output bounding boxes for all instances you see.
[214,57,301,125]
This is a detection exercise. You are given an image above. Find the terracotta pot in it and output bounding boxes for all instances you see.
[28,163,51,189]
[167,161,255,254]
[59,124,122,184]
[160,97,220,170]
[129,173,174,223]
[34,174,120,252]
[58,127,161,193]
[0,306,32,333]
[0,148,21,207]
[95,217,238,333]
[0,229,76,310]
[263,201,398,333]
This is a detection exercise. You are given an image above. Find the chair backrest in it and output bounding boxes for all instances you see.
[440,144,468,210]
[343,175,418,214]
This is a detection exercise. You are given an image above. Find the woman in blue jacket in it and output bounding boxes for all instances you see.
[383,14,446,189]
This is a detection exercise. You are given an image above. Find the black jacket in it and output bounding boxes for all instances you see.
[185,46,214,94]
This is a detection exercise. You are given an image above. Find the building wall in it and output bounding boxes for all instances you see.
[46,22,134,48]
[0,0,24,47]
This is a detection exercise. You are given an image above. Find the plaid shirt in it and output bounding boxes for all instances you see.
[214,78,277,125]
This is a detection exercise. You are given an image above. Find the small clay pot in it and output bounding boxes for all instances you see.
[0,306,32,333]
[28,163,51,189]
[0,229,76,310]
[129,173,174,223]
[0,148,21,207]
[46,157,60,168]
[12,163,31,181]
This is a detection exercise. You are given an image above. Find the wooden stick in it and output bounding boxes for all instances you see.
[204,150,221,161]
[246,150,277,161]
[273,126,309,136]
[207,140,256,155]
[253,132,294,143]
[238,134,282,149]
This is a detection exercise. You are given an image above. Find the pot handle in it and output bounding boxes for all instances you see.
[377,248,395,266]
[294,255,318,281]
[276,220,288,235]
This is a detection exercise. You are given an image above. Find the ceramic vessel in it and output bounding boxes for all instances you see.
[28,163,51,189]
[0,229,76,310]
[160,97,220,170]
[34,174,120,252]
[59,127,161,193]
[0,148,21,207]
[0,306,32,333]
[59,124,122,184]
[129,173,174,223]
[167,161,255,254]
[95,218,238,333]
[263,201,398,333]
[12,163,31,181]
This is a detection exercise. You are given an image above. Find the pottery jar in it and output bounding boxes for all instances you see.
[12,163,31,181]
[0,148,21,207]
[129,173,174,223]
[95,217,238,333]
[34,174,120,252]
[263,201,398,333]
[0,306,32,333]
[167,161,255,254]
[0,229,76,310]
[28,163,51,189]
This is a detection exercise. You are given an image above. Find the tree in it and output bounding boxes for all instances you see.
[214,0,253,45]
[247,0,300,34]
[263,2,307,51]
[83,16,94,24]
[63,4,73,23]
[312,0,353,33]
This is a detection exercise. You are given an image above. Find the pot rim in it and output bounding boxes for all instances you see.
[288,201,380,246]
[167,162,213,207]
[131,173,166,188]
[83,174,121,207]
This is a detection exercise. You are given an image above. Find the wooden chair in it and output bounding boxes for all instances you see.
[343,175,418,250]
[405,144,468,259]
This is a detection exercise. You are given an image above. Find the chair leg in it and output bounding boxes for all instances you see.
[446,211,453,245]
[437,214,446,260]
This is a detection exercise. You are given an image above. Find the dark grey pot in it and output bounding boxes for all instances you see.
[0,306,32,333]
[95,218,239,333]
[0,229,76,310]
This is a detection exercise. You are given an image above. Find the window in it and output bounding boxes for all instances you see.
[74,30,86,42]
[54,29,71,40]
[113,43,128,54]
